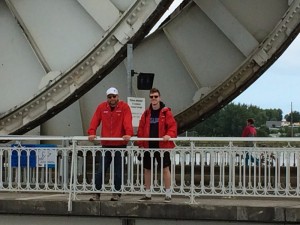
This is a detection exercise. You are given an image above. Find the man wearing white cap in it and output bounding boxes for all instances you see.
[88,87,133,201]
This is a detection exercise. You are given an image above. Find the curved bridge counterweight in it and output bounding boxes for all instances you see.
[0,0,173,135]
[0,0,299,135]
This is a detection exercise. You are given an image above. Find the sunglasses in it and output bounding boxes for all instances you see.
[149,95,159,99]
[107,95,117,99]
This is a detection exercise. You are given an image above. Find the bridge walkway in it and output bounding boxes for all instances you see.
[1,192,300,224]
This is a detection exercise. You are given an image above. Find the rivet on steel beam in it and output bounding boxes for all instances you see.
[132,13,136,17]
[36,101,39,105]
[7,118,11,122]
[85,61,90,66]
[47,93,51,96]
[59,84,62,88]
[30,105,34,108]
[107,41,111,45]
[53,88,57,92]
[64,80,68,84]
[96,51,100,55]
[141,1,145,6]
[24,108,28,112]
[80,66,84,70]
[42,97,46,100]
[91,57,95,60]
[13,115,17,119]
[19,112,22,115]
[101,46,106,50]
[137,7,141,11]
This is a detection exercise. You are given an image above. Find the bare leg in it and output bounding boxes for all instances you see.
[144,168,151,190]
[163,167,171,189]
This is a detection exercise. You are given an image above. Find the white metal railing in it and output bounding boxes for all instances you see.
[1,136,300,211]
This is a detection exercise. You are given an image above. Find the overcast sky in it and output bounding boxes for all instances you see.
[160,1,300,116]
[233,35,300,116]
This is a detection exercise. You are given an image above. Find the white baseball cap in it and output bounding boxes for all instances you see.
[106,87,118,95]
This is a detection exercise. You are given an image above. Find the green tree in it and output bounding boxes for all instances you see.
[257,125,270,137]
[285,111,300,122]
[265,108,283,121]
[191,103,281,137]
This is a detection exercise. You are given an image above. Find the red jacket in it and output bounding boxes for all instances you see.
[137,106,177,148]
[88,101,133,146]
[242,125,257,137]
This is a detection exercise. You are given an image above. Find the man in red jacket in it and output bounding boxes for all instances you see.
[88,87,133,201]
[137,88,177,203]
[242,118,257,138]
[242,118,258,165]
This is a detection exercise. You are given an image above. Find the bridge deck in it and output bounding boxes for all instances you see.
[1,192,300,223]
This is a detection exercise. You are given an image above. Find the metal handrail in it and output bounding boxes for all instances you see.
[1,135,300,212]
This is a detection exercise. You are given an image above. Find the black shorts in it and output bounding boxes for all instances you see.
[142,150,171,170]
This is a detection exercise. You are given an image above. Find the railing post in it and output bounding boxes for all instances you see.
[229,141,233,196]
[190,141,196,203]
[68,138,77,212]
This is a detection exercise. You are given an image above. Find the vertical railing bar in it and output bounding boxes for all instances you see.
[190,141,195,203]
[130,148,135,191]
[67,139,76,212]
[82,149,87,190]
[127,145,132,187]
[111,149,115,192]
[91,149,96,191]
[229,141,233,196]
[136,149,140,186]
[180,150,184,192]
[140,151,144,192]
[54,150,58,190]
[121,149,125,193]
[150,149,154,195]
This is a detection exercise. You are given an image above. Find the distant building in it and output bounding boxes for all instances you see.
[266,121,283,129]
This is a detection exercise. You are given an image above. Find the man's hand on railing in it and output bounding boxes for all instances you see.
[163,135,171,141]
[88,135,96,141]
[122,135,131,141]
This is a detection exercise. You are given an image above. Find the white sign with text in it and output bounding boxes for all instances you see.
[128,97,145,127]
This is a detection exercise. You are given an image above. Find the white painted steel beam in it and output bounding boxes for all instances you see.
[5,0,51,73]
[77,0,120,31]
[194,0,259,56]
